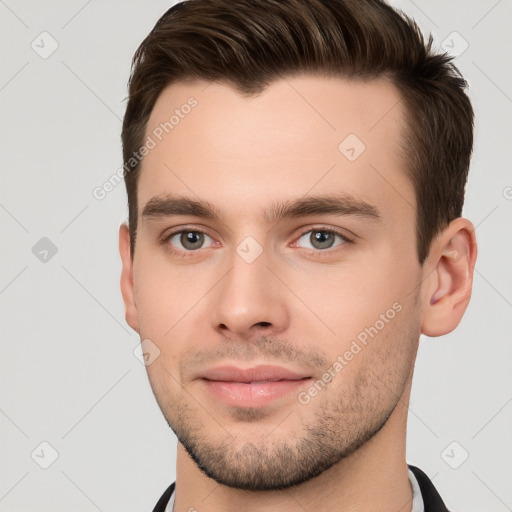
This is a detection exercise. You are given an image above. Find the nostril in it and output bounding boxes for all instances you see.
[256,321,271,327]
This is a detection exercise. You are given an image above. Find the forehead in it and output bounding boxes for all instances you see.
[137,75,414,225]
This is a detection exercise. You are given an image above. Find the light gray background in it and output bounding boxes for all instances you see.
[1,0,511,510]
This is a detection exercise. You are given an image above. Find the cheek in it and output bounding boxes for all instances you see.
[284,251,417,349]
[133,249,208,335]
[317,297,419,406]
[133,256,217,386]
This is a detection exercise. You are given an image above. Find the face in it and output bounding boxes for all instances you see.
[123,76,426,490]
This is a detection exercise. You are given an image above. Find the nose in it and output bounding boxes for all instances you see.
[211,245,290,341]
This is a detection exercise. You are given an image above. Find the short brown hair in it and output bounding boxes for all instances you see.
[122,0,474,263]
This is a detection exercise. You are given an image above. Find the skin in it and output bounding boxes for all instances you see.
[119,75,477,512]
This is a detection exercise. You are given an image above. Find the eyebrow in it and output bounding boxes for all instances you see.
[141,193,382,224]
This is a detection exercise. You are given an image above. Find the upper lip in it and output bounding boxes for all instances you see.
[200,365,311,383]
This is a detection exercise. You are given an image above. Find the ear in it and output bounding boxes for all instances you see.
[421,217,478,337]
[119,223,140,334]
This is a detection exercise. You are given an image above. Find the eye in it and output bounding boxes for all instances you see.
[167,230,215,251]
[295,229,349,250]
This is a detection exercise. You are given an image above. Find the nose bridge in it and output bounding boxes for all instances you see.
[211,237,289,336]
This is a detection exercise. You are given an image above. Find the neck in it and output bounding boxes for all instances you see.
[173,380,414,512]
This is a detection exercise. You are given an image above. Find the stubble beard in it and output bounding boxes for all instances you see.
[162,362,410,491]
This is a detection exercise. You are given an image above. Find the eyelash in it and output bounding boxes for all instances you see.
[159,225,354,258]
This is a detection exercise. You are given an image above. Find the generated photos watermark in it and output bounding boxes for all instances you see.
[92,96,198,200]
[298,301,403,405]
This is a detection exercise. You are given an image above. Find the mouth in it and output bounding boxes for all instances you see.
[199,364,313,407]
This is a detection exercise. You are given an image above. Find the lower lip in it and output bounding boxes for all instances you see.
[201,378,312,407]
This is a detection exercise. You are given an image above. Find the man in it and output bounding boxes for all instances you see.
[119,0,477,510]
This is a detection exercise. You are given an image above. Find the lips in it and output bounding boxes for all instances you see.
[200,364,310,383]
[199,365,312,407]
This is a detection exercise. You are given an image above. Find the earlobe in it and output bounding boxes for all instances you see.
[119,223,140,334]
[421,218,477,337]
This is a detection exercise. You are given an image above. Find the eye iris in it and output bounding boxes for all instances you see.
[311,231,334,249]
[181,231,204,250]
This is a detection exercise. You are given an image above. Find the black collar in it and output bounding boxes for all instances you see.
[152,481,175,512]
[408,464,450,511]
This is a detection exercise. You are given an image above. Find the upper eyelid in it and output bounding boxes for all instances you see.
[161,224,215,240]
[296,225,352,239]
